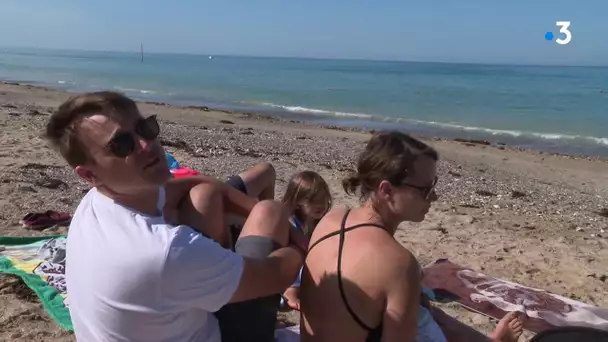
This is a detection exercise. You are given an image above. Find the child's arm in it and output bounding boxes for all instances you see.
[289,224,310,253]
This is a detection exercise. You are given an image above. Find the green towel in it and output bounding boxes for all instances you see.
[0,235,72,331]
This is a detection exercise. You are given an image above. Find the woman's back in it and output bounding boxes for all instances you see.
[300,207,421,342]
[300,130,439,342]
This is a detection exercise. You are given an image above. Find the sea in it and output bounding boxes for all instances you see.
[1,47,607,157]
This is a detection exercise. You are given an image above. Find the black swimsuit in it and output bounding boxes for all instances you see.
[308,209,385,342]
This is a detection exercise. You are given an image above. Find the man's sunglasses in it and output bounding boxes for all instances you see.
[106,115,160,158]
[402,176,438,200]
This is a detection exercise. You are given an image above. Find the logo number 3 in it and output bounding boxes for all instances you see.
[555,21,572,45]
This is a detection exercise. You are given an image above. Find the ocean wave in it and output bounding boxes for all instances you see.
[415,120,608,145]
[412,120,524,137]
[56,80,77,85]
[260,102,373,119]
[258,102,608,146]
[113,86,156,95]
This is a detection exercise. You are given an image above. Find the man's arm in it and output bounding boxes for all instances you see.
[164,176,257,217]
[381,248,421,342]
[165,234,302,310]
[229,246,303,303]
[166,181,303,305]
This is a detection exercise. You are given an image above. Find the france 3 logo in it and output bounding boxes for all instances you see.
[545,21,572,45]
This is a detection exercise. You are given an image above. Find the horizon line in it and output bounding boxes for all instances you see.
[1,45,607,68]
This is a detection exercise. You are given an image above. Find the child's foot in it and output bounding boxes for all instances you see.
[286,298,300,311]
[489,311,524,342]
[282,287,301,311]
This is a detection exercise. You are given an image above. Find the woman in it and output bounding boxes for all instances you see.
[299,131,523,342]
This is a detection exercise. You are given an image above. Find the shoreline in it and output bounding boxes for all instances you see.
[2,77,608,159]
[2,79,607,160]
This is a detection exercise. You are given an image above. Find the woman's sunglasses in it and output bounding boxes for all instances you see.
[106,115,160,158]
[403,176,438,200]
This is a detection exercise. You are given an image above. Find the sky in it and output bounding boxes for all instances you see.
[1,0,607,65]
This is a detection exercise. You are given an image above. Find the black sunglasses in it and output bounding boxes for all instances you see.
[402,176,438,200]
[106,115,160,158]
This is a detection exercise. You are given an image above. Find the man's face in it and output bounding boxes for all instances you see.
[74,110,170,195]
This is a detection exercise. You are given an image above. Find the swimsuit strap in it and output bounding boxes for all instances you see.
[308,210,385,252]
[308,209,386,332]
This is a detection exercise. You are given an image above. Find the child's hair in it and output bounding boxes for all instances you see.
[282,170,333,217]
[342,130,438,200]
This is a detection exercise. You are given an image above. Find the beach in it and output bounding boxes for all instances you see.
[1,82,607,341]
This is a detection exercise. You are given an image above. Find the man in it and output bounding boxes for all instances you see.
[45,91,305,342]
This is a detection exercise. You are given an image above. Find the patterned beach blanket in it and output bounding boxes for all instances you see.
[422,259,608,334]
[0,235,72,330]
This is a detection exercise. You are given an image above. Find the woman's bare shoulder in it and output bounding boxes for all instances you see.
[380,242,421,279]
[313,206,349,231]
[323,206,350,219]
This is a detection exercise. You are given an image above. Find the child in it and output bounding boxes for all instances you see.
[280,171,332,310]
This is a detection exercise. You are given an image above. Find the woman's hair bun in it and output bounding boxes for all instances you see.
[342,174,361,195]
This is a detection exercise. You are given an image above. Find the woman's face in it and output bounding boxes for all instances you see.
[383,156,438,223]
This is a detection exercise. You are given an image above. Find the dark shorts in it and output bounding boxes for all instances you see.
[216,175,281,342]
[226,175,248,244]
[226,174,248,195]
[216,238,280,342]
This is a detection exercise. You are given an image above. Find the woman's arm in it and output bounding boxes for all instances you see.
[381,249,421,342]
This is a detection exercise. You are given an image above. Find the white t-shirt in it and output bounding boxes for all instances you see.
[66,187,244,342]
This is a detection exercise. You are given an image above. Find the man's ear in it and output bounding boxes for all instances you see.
[74,165,99,186]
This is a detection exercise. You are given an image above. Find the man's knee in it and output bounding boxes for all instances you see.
[257,162,276,181]
[250,199,284,219]
[245,200,290,235]
[185,182,232,246]
[188,182,223,206]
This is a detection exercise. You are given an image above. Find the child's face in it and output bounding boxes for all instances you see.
[300,197,329,221]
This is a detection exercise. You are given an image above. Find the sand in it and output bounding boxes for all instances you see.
[0,82,607,341]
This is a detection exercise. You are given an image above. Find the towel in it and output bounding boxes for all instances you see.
[422,259,608,333]
[0,235,72,330]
